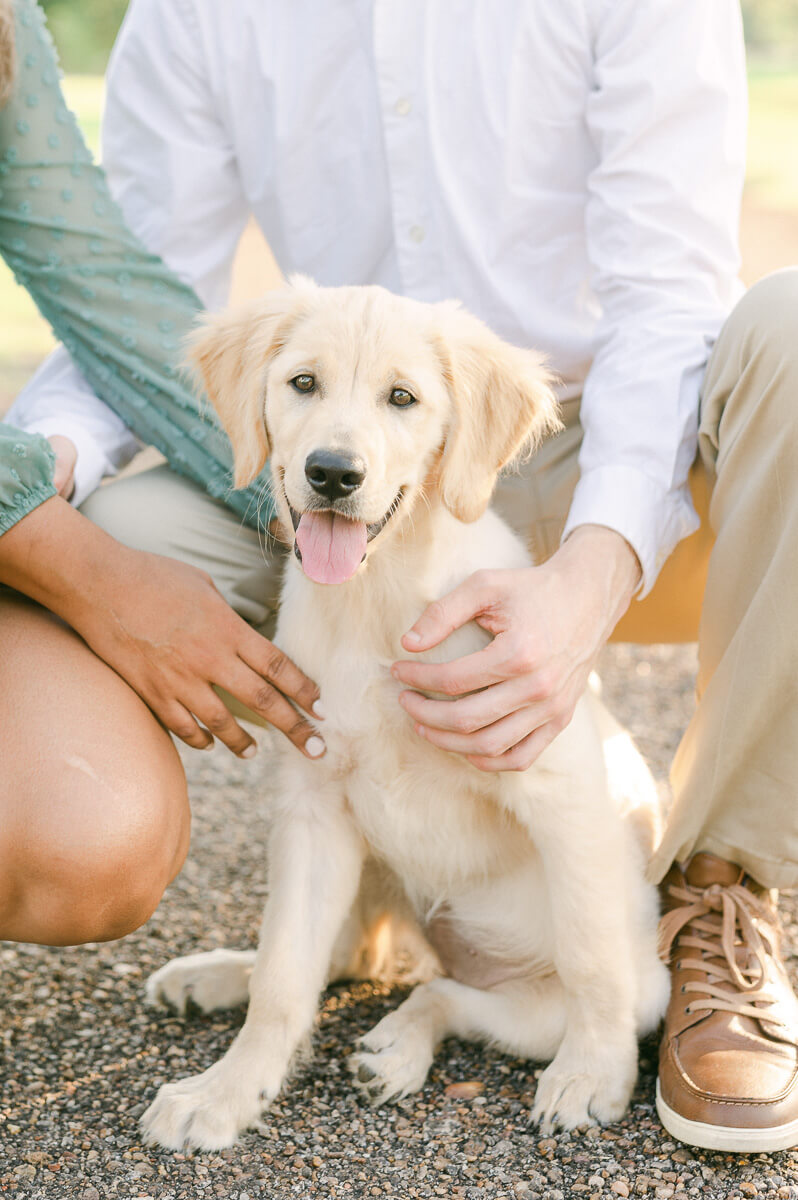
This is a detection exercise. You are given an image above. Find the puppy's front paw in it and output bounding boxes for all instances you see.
[141,1061,267,1151]
[531,1036,637,1132]
[145,949,255,1016]
[348,1011,434,1106]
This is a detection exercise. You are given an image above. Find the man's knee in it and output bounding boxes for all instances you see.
[80,465,278,625]
[702,269,798,465]
[80,464,191,558]
[719,268,798,375]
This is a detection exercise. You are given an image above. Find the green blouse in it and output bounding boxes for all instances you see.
[0,0,274,536]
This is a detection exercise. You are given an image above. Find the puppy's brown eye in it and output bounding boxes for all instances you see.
[291,374,316,394]
[389,387,417,408]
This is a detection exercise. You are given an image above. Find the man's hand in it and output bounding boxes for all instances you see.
[47,435,77,500]
[0,496,324,760]
[391,526,641,772]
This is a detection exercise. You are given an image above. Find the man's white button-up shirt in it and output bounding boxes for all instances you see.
[7,0,747,594]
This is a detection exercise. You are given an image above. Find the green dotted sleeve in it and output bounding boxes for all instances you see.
[0,421,55,533]
[0,0,274,535]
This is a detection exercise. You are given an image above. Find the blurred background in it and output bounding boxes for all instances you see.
[0,0,797,412]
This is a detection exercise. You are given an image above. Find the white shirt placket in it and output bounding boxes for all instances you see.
[372,0,445,301]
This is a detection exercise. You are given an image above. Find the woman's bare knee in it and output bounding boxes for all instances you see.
[0,593,191,945]
[0,758,190,945]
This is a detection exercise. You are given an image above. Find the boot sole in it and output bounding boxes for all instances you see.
[656,1080,798,1152]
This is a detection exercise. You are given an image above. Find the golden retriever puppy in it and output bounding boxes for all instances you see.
[141,277,669,1151]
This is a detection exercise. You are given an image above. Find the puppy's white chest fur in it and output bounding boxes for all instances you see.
[273,508,577,913]
[279,604,518,890]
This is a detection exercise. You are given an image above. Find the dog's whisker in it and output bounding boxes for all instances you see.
[251,474,281,560]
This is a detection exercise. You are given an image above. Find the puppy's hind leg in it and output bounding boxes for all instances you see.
[329,859,441,985]
[349,974,567,1106]
[146,949,256,1016]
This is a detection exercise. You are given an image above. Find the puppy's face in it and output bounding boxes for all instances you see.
[266,290,456,583]
[190,277,559,585]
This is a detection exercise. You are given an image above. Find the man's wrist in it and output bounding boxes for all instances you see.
[557,523,642,630]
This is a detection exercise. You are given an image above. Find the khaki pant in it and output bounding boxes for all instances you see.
[82,270,798,889]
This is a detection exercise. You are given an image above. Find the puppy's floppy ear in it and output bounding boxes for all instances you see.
[185,276,317,488]
[434,304,562,523]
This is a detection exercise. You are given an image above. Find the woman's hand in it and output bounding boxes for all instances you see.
[47,435,77,499]
[0,496,324,760]
[68,550,324,759]
[391,526,641,772]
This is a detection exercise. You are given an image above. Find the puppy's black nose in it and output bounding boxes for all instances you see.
[305,450,366,501]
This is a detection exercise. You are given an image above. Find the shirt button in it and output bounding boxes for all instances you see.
[395,97,412,116]
[409,224,426,244]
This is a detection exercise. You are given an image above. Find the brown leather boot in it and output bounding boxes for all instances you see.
[657,853,798,1152]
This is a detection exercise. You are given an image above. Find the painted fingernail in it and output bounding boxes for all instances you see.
[241,744,258,759]
[305,736,326,758]
[312,699,326,719]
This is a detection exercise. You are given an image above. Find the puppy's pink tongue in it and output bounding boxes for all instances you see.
[295,512,368,584]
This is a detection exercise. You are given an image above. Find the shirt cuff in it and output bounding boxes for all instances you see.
[19,418,118,509]
[561,465,700,598]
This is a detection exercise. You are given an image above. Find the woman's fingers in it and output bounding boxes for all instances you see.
[158,700,214,752]
[158,687,257,759]
[239,628,322,716]
[46,435,77,500]
[193,692,260,758]
[235,630,326,755]
[227,662,326,758]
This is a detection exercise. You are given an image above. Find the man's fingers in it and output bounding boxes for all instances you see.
[413,702,546,759]
[392,640,506,696]
[398,676,533,733]
[230,666,326,759]
[401,572,494,653]
[466,720,562,773]
[240,633,321,716]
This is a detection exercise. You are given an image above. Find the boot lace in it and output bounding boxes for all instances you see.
[658,880,793,1033]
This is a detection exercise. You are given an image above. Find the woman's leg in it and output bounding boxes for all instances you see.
[0,590,190,945]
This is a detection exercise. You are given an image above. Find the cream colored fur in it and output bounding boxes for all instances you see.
[142,278,669,1151]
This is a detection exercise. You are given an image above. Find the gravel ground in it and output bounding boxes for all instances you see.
[3,642,798,1200]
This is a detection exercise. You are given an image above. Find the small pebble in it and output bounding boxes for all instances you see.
[444,1080,484,1099]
